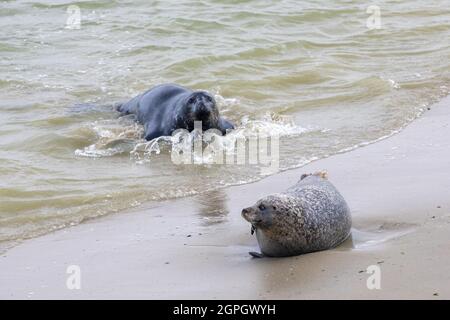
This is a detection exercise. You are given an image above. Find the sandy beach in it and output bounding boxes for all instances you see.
[1,96,449,300]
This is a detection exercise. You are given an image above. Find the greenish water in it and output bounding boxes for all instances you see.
[0,0,449,248]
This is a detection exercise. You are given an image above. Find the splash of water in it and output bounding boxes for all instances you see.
[75,95,315,164]
[74,115,144,157]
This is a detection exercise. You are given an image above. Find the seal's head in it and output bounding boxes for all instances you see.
[182,91,220,131]
[241,194,299,231]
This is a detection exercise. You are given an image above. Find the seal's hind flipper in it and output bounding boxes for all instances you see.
[314,171,328,179]
[113,102,124,112]
[249,251,265,258]
[301,171,328,181]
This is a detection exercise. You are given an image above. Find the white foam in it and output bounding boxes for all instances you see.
[74,117,143,158]
[129,112,314,164]
[75,96,315,164]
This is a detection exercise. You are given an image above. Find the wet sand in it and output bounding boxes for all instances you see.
[1,96,449,299]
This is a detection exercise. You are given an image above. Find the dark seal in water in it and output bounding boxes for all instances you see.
[117,84,235,141]
[241,172,351,257]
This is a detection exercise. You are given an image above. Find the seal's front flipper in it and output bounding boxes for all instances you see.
[144,128,163,141]
[218,117,235,135]
[251,225,256,235]
[249,251,265,258]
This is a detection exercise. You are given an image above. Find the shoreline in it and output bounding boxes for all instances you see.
[1,96,449,299]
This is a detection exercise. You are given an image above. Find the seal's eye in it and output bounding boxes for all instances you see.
[205,95,213,102]
[258,204,266,211]
[188,97,195,104]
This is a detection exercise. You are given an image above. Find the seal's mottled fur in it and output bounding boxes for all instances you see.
[242,171,351,257]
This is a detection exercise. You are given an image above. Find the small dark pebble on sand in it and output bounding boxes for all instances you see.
[358,270,364,273]
[165,262,170,265]
[437,206,441,209]
[187,234,192,237]
[377,260,384,264]
[433,292,439,296]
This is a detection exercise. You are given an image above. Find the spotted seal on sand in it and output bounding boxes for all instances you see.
[116,84,235,141]
[241,171,351,257]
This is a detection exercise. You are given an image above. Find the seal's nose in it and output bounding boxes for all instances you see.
[241,207,254,220]
[195,105,210,121]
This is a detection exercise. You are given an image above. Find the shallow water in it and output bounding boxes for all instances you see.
[1,0,449,247]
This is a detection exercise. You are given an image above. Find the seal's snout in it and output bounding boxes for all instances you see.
[241,207,250,218]
[195,105,211,121]
[188,92,217,124]
[242,206,259,223]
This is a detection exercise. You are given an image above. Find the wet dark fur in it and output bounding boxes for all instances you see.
[117,84,235,141]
